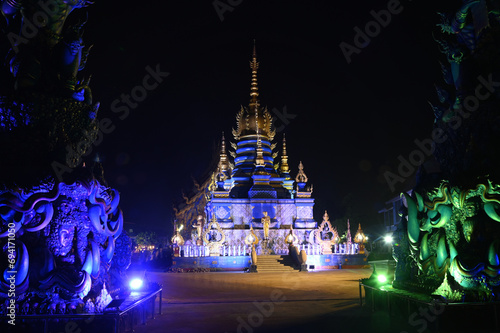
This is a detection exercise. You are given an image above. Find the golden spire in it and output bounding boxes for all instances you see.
[255,137,265,167]
[255,108,265,167]
[249,40,259,109]
[280,134,290,177]
[219,132,229,174]
[282,134,287,155]
[354,223,367,243]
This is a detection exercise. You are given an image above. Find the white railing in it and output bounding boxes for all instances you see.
[178,245,209,257]
[296,244,322,255]
[176,243,360,257]
[331,243,359,255]
[178,245,250,257]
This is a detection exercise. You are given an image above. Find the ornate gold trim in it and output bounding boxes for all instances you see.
[245,225,259,246]
[203,215,226,255]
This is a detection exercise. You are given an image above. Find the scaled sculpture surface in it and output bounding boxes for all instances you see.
[0,1,131,315]
[393,0,500,302]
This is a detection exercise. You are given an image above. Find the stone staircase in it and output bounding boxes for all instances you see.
[256,255,299,272]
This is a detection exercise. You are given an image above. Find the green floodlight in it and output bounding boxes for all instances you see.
[377,274,388,284]
[368,266,390,287]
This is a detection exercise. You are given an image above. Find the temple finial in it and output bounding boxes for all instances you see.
[221,131,226,154]
[295,161,308,183]
[280,134,290,177]
[255,137,265,167]
[249,40,259,109]
[218,132,229,176]
[282,133,287,156]
[255,108,265,167]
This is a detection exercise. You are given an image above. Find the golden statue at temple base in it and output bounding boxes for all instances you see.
[262,211,271,240]
[193,215,205,246]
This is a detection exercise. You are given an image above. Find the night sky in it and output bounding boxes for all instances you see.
[2,1,456,236]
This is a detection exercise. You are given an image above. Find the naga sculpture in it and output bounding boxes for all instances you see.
[434,0,500,110]
[0,0,100,185]
[0,0,132,316]
[2,0,94,99]
[395,181,500,301]
[393,0,500,302]
[0,174,130,314]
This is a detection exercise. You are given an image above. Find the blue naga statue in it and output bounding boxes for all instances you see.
[0,0,100,182]
[0,176,131,314]
[0,1,132,315]
[1,0,94,103]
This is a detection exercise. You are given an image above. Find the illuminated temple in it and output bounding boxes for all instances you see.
[174,46,318,254]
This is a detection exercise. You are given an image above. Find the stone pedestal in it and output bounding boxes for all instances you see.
[173,245,180,257]
[261,239,272,255]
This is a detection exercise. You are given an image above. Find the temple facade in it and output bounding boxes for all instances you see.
[174,46,317,254]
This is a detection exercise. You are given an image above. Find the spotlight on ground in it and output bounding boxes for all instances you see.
[129,278,144,290]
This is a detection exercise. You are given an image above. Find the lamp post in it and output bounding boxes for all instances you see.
[384,234,393,254]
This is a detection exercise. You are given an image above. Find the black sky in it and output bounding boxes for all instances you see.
[3,1,455,235]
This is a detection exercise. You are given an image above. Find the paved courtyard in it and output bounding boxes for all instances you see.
[131,269,393,333]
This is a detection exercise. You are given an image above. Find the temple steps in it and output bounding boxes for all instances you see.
[256,255,299,272]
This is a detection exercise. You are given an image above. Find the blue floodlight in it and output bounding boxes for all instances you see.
[129,278,144,290]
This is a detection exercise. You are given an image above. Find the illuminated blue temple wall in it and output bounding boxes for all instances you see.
[207,198,315,228]
[205,197,316,250]
[171,254,368,271]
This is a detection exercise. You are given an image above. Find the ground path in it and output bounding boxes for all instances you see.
[130,269,402,333]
